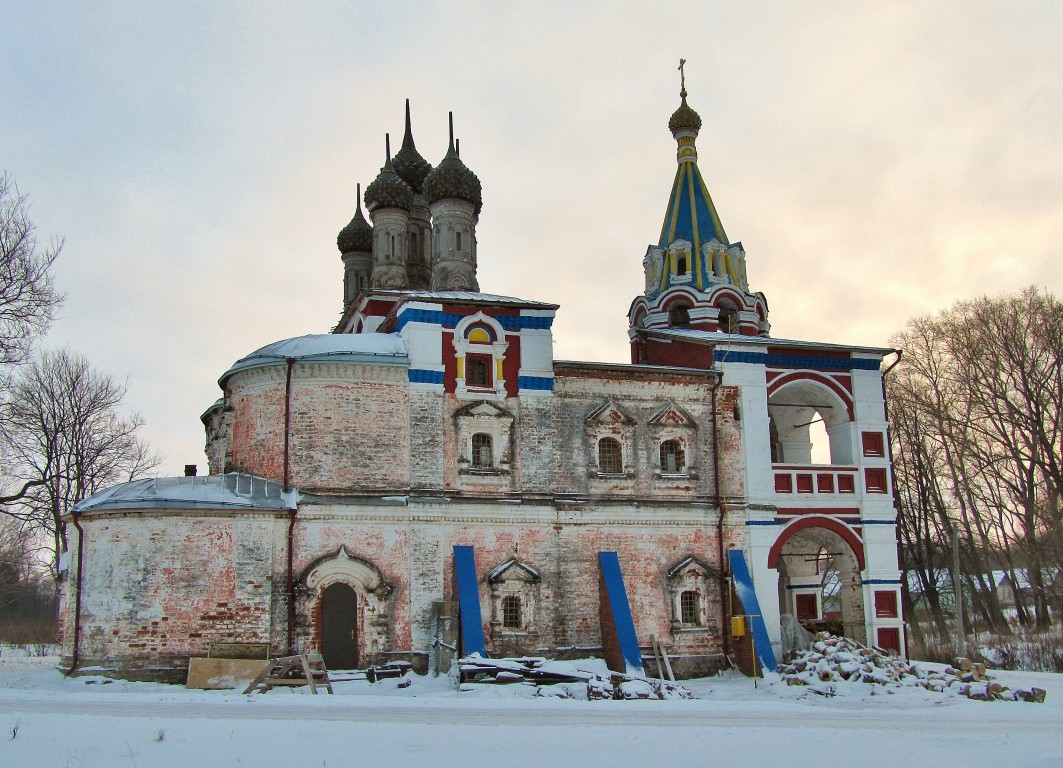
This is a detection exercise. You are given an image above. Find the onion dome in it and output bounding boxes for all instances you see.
[337,184,373,253]
[668,91,702,136]
[364,134,414,212]
[423,113,482,214]
[392,100,432,194]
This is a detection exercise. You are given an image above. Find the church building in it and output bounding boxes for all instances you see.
[60,76,905,681]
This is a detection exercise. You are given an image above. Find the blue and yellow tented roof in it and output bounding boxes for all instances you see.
[658,158,728,253]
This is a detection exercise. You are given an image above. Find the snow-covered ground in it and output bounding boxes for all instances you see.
[1,651,1061,768]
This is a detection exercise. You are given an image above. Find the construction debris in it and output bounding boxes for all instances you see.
[779,633,1046,703]
[455,656,693,700]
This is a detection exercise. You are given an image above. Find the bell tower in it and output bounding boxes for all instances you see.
[628,61,769,339]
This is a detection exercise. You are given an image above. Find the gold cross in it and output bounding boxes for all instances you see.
[678,58,687,94]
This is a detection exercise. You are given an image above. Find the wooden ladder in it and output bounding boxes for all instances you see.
[243,653,334,695]
[649,635,676,682]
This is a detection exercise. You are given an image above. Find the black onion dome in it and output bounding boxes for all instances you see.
[392,100,432,193]
[337,190,372,254]
[364,135,414,212]
[424,146,482,214]
[668,93,702,135]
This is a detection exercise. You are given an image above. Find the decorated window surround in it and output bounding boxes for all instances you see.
[453,312,509,401]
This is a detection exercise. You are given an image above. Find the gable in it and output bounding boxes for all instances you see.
[585,399,636,426]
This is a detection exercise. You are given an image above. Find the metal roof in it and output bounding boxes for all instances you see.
[73,473,297,513]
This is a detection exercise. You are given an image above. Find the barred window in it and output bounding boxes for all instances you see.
[501,595,521,629]
[472,433,493,468]
[680,590,700,624]
[597,437,623,474]
[660,439,685,474]
[466,356,490,387]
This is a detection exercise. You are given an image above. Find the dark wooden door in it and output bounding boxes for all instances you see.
[321,583,358,670]
[795,593,818,621]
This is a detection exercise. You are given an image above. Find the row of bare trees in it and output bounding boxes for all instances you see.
[888,287,1063,647]
[0,172,158,634]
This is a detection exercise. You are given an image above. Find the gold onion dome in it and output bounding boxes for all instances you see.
[392,100,433,194]
[668,91,702,136]
[364,135,414,212]
[337,185,373,253]
[423,113,483,214]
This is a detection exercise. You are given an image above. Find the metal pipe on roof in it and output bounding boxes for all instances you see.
[66,512,85,676]
[284,357,297,655]
[709,372,730,660]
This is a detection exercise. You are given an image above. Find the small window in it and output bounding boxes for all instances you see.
[466,356,490,388]
[677,254,688,276]
[668,304,690,327]
[501,595,521,629]
[680,590,700,624]
[456,231,462,251]
[660,439,685,474]
[410,231,418,259]
[597,437,623,474]
[472,433,492,468]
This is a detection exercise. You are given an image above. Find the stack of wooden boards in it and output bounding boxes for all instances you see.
[456,656,693,700]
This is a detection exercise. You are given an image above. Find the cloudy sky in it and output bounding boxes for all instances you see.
[3,2,1060,475]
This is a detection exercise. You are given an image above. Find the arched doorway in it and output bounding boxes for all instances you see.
[321,582,359,670]
[771,521,866,643]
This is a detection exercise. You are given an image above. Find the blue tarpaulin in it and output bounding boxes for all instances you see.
[728,549,777,672]
[597,551,644,674]
[453,545,486,656]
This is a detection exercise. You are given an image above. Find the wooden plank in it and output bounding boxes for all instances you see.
[187,658,271,690]
[207,642,271,660]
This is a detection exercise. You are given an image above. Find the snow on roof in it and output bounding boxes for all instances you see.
[221,333,408,383]
[73,473,296,513]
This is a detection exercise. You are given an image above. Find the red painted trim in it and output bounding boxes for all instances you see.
[767,372,855,421]
[776,507,861,516]
[768,516,866,571]
[773,464,858,473]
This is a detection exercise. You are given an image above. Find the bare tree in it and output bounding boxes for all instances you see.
[889,287,1063,643]
[1,350,160,571]
[0,172,62,367]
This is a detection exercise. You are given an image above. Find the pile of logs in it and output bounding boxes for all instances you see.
[779,633,1046,703]
[456,656,693,700]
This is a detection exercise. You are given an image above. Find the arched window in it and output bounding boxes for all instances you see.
[456,231,462,251]
[597,437,623,474]
[677,254,688,276]
[680,590,700,625]
[660,439,685,474]
[472,433,493,468]
[668,303,691,327]
[466,356,490,388]
[501,595,521,629]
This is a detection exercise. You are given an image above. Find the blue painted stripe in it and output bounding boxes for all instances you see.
[713,349,880,371]
[395,308,553,333]
[713,350,767,365]
[408,369,444,384]
[861,519,897,525]
[598,551,644,674]
[453,546,486,657]
[728,549,778,672]
[863,579,902,585]
[746,520,785,526]
[518,376,554,391]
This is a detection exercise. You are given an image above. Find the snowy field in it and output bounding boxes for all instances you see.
[1,652,1061,768]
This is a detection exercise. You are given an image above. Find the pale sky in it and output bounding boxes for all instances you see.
[3,2,1061,476]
